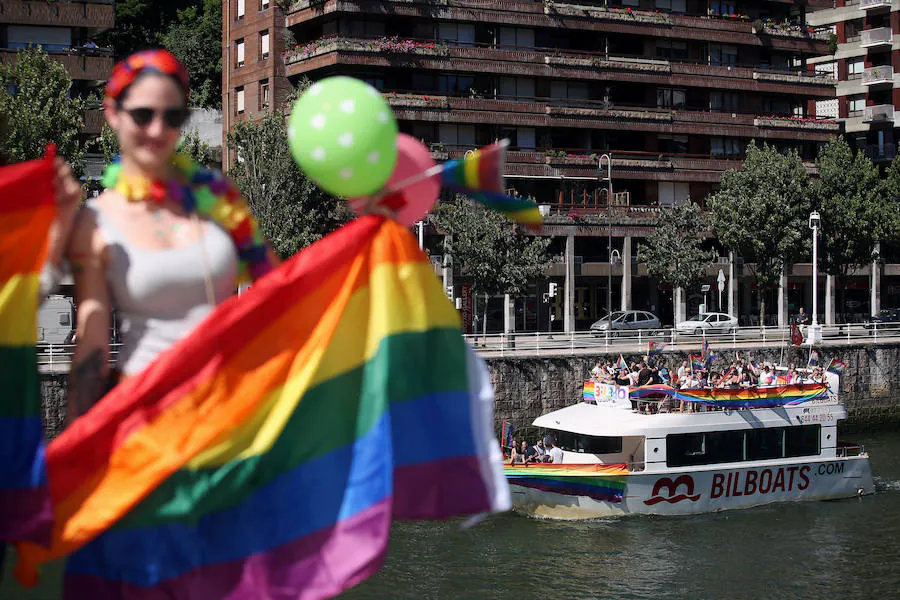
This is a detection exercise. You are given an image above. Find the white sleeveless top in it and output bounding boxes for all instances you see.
[85,199,239,376]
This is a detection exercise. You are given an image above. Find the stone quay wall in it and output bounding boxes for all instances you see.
[486,343,900,433]
[39,343,900,437]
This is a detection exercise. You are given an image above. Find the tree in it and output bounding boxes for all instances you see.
[98,0,183,58]
[0,47,87,172]
[708,142,811,326]
[226,108,350,258]
[433,196,551,337]
[812,137,892,315]
[162,0,222,109]
[638,202,717,323]
[97,124,218,168]
[878,156,900,248]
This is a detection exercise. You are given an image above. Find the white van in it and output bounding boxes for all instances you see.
[38,295,75,345]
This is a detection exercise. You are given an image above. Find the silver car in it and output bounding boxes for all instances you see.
[590,310,661,335]
[675,312,739,335]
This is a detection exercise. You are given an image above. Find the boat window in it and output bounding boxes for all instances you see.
[550,430,623,454]
[666,425,821,467]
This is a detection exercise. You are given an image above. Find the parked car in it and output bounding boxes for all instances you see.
[590,310,661,335]
[864,308,900,329]
[675,312,738,335]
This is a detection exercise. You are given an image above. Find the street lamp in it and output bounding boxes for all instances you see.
[598,154,613,318]
[808,211,821,345]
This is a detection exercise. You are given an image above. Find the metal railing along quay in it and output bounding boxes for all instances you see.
[462,323,900,358]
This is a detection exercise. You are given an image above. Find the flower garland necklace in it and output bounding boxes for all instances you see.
[102,154,272,284]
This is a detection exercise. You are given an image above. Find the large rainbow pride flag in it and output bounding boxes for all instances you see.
[0,152,55,545]
[504,463,628,503]
[629,383,829,409]
[14,215,509,598]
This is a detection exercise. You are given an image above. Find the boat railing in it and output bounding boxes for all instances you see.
[836,444,866,458]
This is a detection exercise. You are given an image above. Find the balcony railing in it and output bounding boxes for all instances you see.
[863,65,894,85]
[863,104,895,122]
[860,27,894,48]
[860,0,892,10]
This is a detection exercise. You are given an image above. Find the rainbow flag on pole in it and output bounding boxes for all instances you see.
[648,341,666,356]
[826,358,846,376]
[808,349,820,367]
[440,140,543,229]
[615,354,628,371]
[15,216,510,598]
[0,151,55,546]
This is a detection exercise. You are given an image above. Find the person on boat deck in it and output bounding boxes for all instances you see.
[614,368,631,387]
[510,440,526,464]
[657,364,671,385]
[759,364,776,386]
[637,362,654,387]
[590,360,603,380]
[529,439,546,463]
[677,360,689,381]
[545,436,564,464]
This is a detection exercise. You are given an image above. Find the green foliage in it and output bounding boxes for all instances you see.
[0,47,87,173]
[433,196,551,298]
[879,157,900,247]
[98,123,120,164]
[708,142,810,321]
[811,137,889,277]
[638,201,717,296]
[162,0,222,109]
[98,0,183,58]
[96,124,216,168]
[226,109,350,258]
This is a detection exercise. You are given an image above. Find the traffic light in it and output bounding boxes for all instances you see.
[548,282,558,298]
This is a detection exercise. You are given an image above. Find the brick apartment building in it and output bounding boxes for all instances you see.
[223,0,900,332]
[0,0,115,143]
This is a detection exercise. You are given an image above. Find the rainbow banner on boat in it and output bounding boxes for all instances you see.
[582,381,595,402]
[0,151,56,545]
[504,463,628,503]
[629,383,829,409]
[15,216,510,598]
[440,141,543,229]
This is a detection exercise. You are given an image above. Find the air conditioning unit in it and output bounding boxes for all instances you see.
[539,204,551,216]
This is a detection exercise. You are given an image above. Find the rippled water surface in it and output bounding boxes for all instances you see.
[5,433,900,600]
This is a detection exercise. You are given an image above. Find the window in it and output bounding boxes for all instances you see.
[260,0,269,9]
[657,87,686,109]
[58,313,71,327]
[260,31,270,59]
[259,79,270,109]
[498,27,535,49]
[550,80,589,101]
[499,77,536,100]
[709,44,738,66]
[549,430,623,454]
[667,426,820,467]
[848,94,866,115]
[363,76,385,90]
[711,137,741,157]
[710,91,740,112]
[709,1,736,16]
[655,0,686,13]
[236,87,245,114]
[237,0,245,19]
[236,39,245,67]
[659,134,688,154]
[438,124,476,148]
[848,60,864,80]
[845,19,863,42]
[348,20,385,37]
[6,25,72,51]
[437,74,475,95]
[438,22,475,46]
[656,40,688,60]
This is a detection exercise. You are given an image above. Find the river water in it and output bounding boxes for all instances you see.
[5,432,899,600]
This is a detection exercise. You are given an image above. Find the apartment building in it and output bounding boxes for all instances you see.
[224,0,898,331]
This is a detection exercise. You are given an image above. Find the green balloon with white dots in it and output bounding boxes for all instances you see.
[288,76,399,198]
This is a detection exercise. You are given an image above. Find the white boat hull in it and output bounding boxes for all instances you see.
[509,456,874,520]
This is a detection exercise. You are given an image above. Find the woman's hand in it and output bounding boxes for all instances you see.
[47,158,85,267]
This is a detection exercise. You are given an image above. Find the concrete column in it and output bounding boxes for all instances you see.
[564,234,576,333]
[674,286,686,324]
[621,235,632,311]
[872,243,881,317]
[503,293,514,334]
[777,269,788,327]
[728,251,737,319]
[825,274,836,325]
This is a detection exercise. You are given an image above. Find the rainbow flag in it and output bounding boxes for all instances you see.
[808,349,820,367]
[648,341,666,356]
[15,216,510,597]
[615,354,628,371]
[501,420,515,448]
[826,359,846,375]
[583,381,595,402]
[440,141,543,229]
[704,351,717,369]
[0,151,55,545]
[629,383,829,409]
[701,338,710,359]
[504,463,628,503]
[690,354,705,372]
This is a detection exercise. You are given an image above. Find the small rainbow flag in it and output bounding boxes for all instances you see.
[583,381,596,402]
[704,351,718,369]
[808,349,820,367]
[826,359,846,375]
[615,354,628,371]
[14,216,510,598]
[690,353,705,372]
[501,420,515,448]
[648,341,666,356]
[440,140,543,229]
[0,151,55,546]
[701,338,710,359]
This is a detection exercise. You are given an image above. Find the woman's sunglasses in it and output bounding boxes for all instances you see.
[122,107,189,129]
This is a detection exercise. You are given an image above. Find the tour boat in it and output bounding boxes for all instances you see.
[505,372,873,519]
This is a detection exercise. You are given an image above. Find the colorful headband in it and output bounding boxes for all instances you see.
[105,49,190,102]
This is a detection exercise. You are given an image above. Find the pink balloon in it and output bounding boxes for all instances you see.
[349,133,439,226]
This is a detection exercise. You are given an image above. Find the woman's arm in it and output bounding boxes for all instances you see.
[66,209,111,425]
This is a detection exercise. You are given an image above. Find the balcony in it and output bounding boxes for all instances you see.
[860,0,893,10]
[863,104,895,123]
[860,27,894,48]
[863,65,894,86]
[0,49,114,81]
[1,0,114,30]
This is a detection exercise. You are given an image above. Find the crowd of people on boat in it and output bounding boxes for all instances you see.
[506,436,564,465]
[589,357,827,391]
